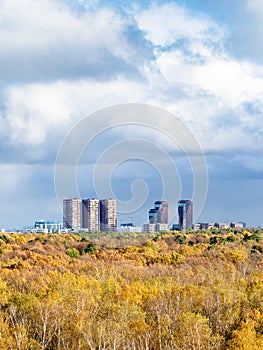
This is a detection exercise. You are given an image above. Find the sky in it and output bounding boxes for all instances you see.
[1,0,263,229]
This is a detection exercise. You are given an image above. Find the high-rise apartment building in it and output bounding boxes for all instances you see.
[99,199,117,232]
[149,201,168,224]
[145,200,169,232]
[63,198,82,230]
[178,200,193,230]
[82,198,99,231]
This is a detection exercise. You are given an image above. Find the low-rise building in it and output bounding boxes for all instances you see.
[119,224,142,233]
[34,220,62,233]
[142,224,156,233]
[192,223,201,230]
[156,223,168,232]
[142,223,168,233]
[230,222,246,228]
[214,222,230,229]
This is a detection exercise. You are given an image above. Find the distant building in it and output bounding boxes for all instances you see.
[214,222,230,229]
[34,220,62,233]
[202,223,215,230]
[171,223,179,231]
[193,222,214,230]
[156,223,168,232]
[144,200,169,232]
[192,223,201,230]
[178,200,193,230]
[121,223,134,227]
[119,224,142,233]
[63,198,82,230]
[193,222,246,230]
[231,222,246,228]
[82,198,99,231]
[142,223,168,233]
[99,199,117,232]
[149,201,168,224]
[142,223,157,233]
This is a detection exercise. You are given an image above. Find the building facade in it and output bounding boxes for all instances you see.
[34,220,62,233]
[82,198,99,231]
[99,199,117,232]
[142,223,157,233]
[63,198,82,230]
[214,222,230,229]
[230,222,246,228]
[119,223,142,233]
[143,200,169,232]
[149,201,168,224]
[156,223,168,232]
[178,200,193,230]
[142,223,168,233]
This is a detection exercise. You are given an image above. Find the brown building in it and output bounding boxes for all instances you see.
[178,200,193,230]
[82,198,99,231]
[149,201,168,224]
[63,198,82,230]
[99,199,117,232]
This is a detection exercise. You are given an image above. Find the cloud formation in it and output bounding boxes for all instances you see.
[0,0,149,83]
[1,0,262,155]
[0,0,262,227]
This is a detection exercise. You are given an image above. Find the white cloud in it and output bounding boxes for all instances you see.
[154,51,263,106]
[135,3,263,108]
[247,0,263,12]
[0,0,137,82]
[5,83,71,146]
[2,78,149,151]
[132,2,263,155]
[1,0,263,162]
[135,3,225,50]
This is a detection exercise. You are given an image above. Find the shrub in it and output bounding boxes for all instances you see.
[0,235,8,243]
[85,243,96,254]
[66,247,79,258]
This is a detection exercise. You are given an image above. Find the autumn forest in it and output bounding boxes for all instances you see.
[0,228,263,349]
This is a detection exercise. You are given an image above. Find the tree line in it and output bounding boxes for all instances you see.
[0,228,263,349]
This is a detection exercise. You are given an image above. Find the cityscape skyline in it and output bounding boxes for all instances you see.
[26,197,245,234]
[0,1,262,229]
[0,191,249,232]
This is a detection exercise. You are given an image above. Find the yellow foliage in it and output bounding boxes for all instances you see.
[227,318,263,350]
[0,231,262,349]
[10,234,27,245]
[174,312,222,350]
[0,311,15,349]
[224,248,248,263]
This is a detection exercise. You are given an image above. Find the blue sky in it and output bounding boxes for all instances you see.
[0,0,263,228]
